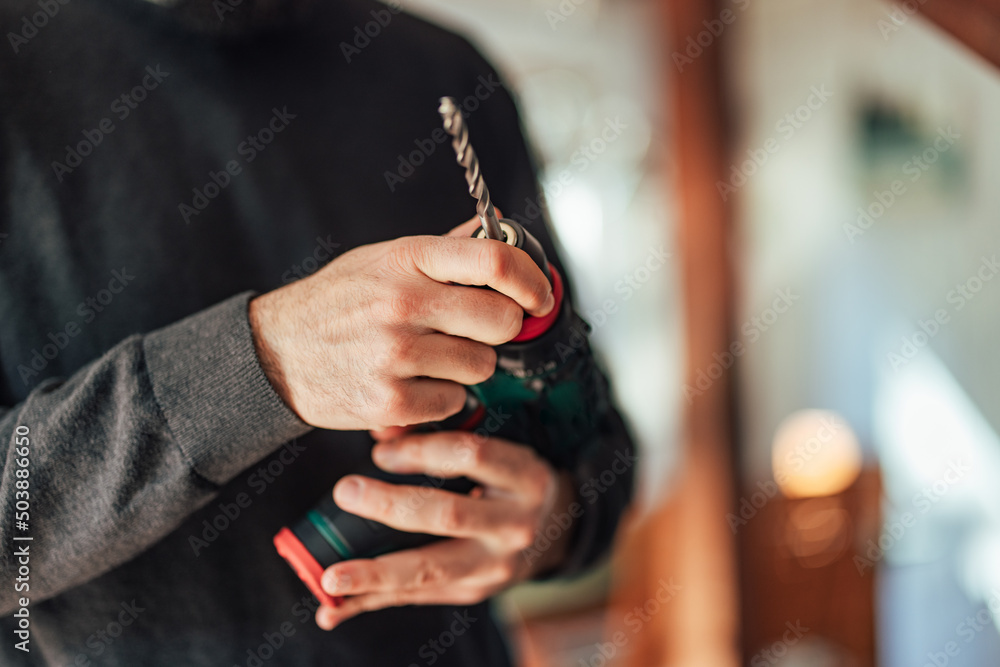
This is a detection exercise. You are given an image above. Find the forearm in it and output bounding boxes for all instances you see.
[0,293,311,613]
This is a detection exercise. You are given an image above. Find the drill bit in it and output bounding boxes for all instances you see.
[438,97,504,241]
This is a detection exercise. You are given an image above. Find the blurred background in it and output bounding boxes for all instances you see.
[405,0,1000,665]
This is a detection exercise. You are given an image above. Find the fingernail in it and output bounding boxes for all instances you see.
[322,569,345,594]
[334,477,362,508]
[372,444,399,469]
[541,290,555,314]
[317,607,336,631]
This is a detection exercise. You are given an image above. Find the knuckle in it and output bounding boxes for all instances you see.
[386,237,419,270]
[413,558,448,588]
[384,291,422,324]
[483,243,514,283]
[385,332,417,365]
[452,431,479,463]
[428,385,463,422]
[358,567,378,590]
[398,440,424,466]
[438,496,467,533]
[493,559,517,582]
[509,523,537,551]
[468,345,497,383]
[382,382,416,423]
[370,486,396,520]
[340,571,359,591]
[496,302,523,343]
[461,435,488,468]
[521,453,551,493]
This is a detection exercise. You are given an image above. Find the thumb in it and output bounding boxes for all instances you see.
[444,208,503,238]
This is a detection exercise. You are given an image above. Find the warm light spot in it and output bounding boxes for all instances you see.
[772,409,862,498]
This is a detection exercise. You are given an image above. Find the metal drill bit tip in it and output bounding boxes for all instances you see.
[438,96,504,241]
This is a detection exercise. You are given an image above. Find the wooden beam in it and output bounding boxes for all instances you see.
[608,0,741,664]
[661,0,741,660]
[916,0,1000,70]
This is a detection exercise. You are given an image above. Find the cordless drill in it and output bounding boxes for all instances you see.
[273,98,608,608]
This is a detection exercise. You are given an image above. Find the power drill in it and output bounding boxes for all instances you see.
[273,97,608,608]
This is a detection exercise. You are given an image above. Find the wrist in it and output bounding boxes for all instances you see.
[527,471,578,577]
[248,292,294,410]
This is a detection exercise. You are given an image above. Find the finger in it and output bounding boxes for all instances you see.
[444,216,483,238]
[316,585,486,630]
[316,605,338,631]
[444,209,502,238]
[321,538,481,597]
[372,431,549,497]
[412,236,553,318]
[332,474,521,539]
[369,425,412,441]
[388,378,467,426]
[416,283,523,346]
[392,333,496,386]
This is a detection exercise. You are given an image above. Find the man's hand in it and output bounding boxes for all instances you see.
[312,431,576,631]
[248,217,554,430]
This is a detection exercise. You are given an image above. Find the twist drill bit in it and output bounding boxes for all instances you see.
[438,97,504,241]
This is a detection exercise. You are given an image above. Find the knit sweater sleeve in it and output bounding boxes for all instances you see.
[0,292,312,615]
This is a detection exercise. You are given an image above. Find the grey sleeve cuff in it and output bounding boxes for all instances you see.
[143,291,313,486]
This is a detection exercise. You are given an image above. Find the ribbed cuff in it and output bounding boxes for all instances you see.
[143,292,313,486]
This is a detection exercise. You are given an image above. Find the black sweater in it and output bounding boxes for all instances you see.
[0,0,635,664]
